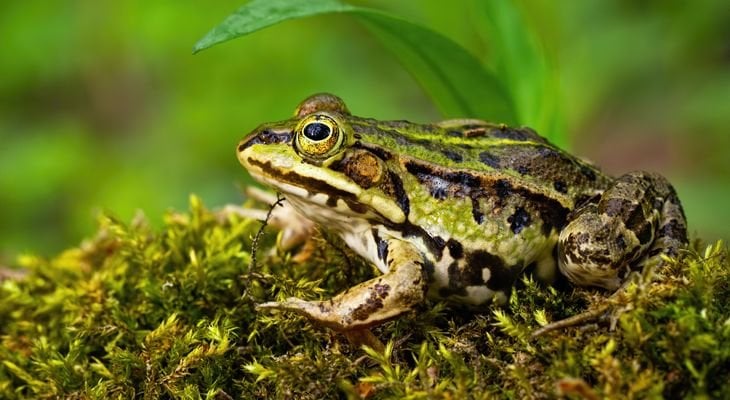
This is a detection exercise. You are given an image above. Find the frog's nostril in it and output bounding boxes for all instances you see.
[259,129,274,142]
[261,129,293,144]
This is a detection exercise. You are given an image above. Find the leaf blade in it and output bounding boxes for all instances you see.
[193,0,355,54]
[474,1,562,142]
[355,11,515,122]
[193,0,516,123]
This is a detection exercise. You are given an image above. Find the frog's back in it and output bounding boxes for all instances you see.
[349,116,611,209]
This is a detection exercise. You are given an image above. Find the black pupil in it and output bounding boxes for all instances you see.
[303,122,331,141]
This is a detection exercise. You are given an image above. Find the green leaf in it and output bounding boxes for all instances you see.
[194,0,516,123]
[192,0,355,53]
[474,1,563,143]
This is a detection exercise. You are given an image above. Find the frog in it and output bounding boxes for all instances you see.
[236,93,688,332]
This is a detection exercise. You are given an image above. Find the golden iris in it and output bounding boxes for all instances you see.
[294,114,343,159]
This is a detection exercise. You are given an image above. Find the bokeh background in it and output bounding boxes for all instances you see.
[1,0,728,262]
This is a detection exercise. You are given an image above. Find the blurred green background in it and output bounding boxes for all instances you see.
[1,0,728,261]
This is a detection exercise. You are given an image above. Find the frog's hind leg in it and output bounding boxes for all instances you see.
[257,238,428,331]
[557,171,688,291]
[534,172,687,338]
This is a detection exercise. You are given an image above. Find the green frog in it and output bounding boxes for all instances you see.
[236,93,687,331]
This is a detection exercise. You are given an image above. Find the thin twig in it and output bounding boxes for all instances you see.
[241,193,284,304]
[248,193,284,273]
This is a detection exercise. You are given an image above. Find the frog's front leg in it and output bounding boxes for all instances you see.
[257,238,428,331]
[558,171,688,290]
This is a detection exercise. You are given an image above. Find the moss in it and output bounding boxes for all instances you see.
[1,195,728,399]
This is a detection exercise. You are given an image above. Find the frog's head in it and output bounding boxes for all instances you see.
[237,93,408,224]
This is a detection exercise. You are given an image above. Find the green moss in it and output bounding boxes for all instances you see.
[1,196,728,399]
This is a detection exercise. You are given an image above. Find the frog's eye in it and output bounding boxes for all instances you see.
[294,114,343,159]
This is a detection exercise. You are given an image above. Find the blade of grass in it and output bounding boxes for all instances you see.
[194,0,516,123]
[355,11,515,122]
[473,1,563,144]
[192,0,355,52]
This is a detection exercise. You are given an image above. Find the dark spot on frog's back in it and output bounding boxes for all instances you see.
[478,151,500,168]
[493,179,512,198]
[395,135,410,146]
[508,207,532,234]
[553,180,568,193]
[580,165,597,181]
[441,149,463,162]
[449,171,481,188]
[404,161,480,190]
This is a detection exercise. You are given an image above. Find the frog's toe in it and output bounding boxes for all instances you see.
[256,298,308,311]
[255,300,283,310]
[256,298,349,330]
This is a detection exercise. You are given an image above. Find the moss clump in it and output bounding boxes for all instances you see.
[1,196,729,399]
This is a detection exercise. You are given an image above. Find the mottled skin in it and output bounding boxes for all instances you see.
[237,93,688,331]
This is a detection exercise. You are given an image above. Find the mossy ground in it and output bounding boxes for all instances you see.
[1,196,728,399]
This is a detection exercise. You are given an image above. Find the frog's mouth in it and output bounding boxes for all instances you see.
[238,142,408,224]
[240,150,371,214]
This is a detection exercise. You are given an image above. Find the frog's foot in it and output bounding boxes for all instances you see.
[225,187,317,252]
[258,297,385,349]
[543,172,687,337]
[532,274,642,338]
[257,238,428,331]
[256,295,399,331]
[557,171,688,290]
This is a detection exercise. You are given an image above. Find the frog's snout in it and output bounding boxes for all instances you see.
[237,128,294,155]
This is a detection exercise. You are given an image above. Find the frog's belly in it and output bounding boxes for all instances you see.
[424,232,558,306]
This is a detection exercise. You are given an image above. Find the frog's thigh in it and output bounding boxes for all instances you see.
[258,239,427,331]
[557,172,687,290]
